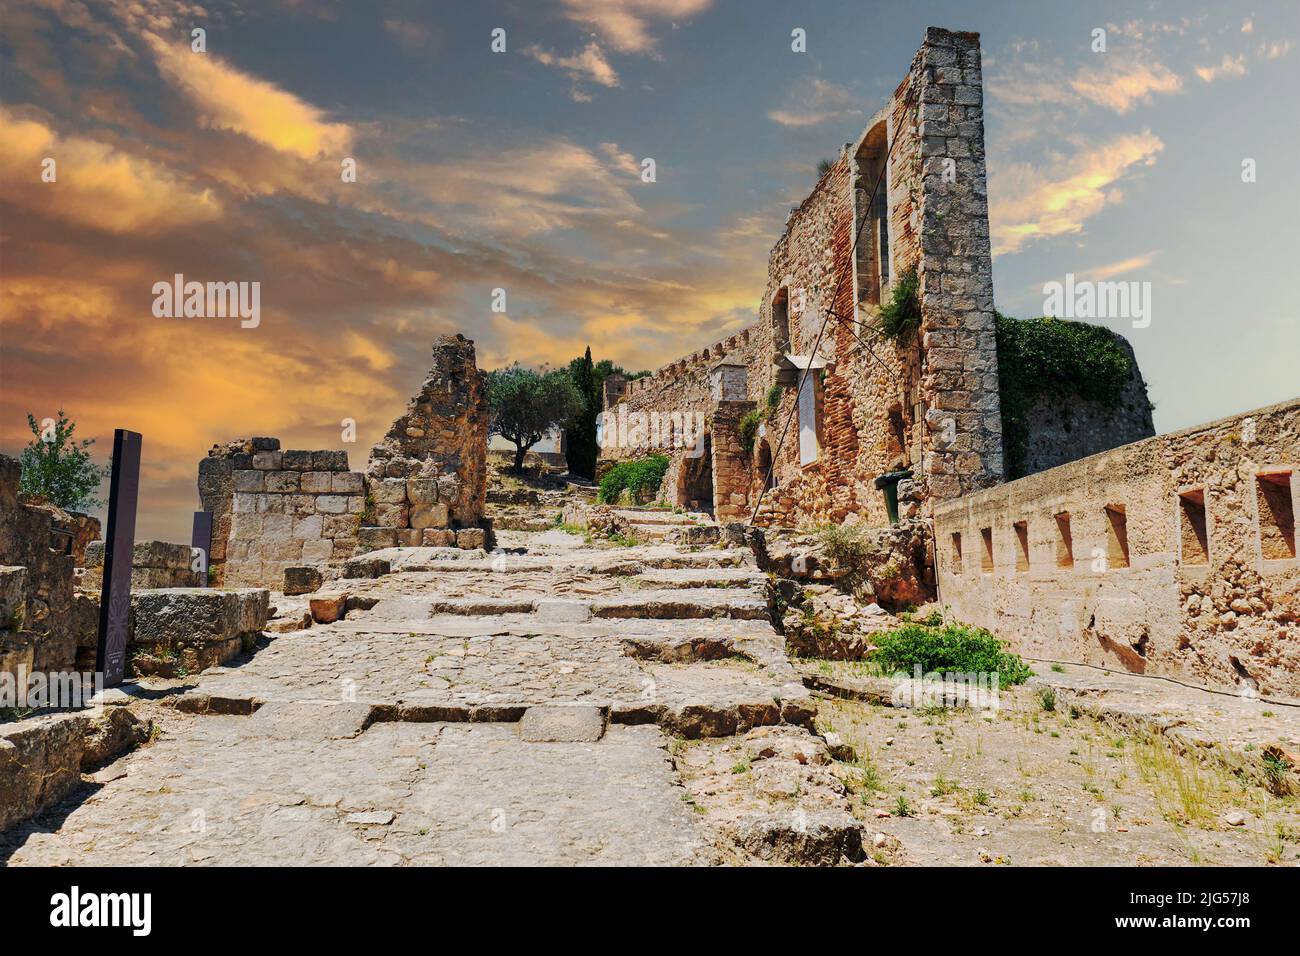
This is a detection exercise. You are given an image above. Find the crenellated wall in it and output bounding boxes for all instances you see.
[933,399,1300,700]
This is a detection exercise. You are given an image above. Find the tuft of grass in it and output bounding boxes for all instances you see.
[1038,687,1057,712]
[894,794,913,818]
[879,268,921,341]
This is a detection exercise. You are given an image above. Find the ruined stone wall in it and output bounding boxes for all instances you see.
[599,28,1002,530]
[222,445,367,588]
[0,454,76,675]
[1018,336,1155,477]
[367,333,487,528]
[82,540,202,590]
[933,399,1300,700]
[599,328,764,511]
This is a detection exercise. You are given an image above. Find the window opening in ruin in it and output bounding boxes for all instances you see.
[1105,505,1130,569]
[1178,489,1209,565]
[1014,521,1030,572]
[980,527,993,573]
[1257,470,1296,559]
[854,121,890,306]
[887,405,910,468]
[1055,512,1074,568]
[772,287,791,354]
[756,439,775,492]
[797,371,821,466]
[951,532,962,574]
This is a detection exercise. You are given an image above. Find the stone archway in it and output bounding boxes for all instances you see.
[678,433,714,513]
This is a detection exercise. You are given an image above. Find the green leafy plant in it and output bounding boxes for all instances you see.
[867,619,1033,688]
[598,454,669,504]
[879,267,921,341]
[817,523,870,569]
[19,410,109,511]
[737,408,763,455]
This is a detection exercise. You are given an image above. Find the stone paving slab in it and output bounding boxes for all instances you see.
[2,718,706,866]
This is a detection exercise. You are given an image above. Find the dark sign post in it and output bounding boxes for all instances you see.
[191,511,213,587]
[95,429,142,687]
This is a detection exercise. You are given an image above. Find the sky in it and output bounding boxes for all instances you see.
[1,0,1297,542]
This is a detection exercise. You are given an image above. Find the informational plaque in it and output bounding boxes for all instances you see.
[95,429,142,687]
[191,511,213,587]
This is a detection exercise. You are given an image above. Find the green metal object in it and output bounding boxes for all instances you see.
[874,470,913,525]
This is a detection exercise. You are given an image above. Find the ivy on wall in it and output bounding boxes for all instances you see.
[995,313,1137,479]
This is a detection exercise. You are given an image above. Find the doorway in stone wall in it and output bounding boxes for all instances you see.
[678,432,714,513]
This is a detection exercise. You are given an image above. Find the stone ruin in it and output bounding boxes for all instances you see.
[198,334,490,590]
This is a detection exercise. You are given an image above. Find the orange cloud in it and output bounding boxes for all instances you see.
[143,31,352,159]
[557,0,713,54]
[1070,63,1183,112]
[989,132,1164,256]
[0,106,221,234]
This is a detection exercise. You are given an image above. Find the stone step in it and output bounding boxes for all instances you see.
[590,588,769,620]
[611,509,704,526]
[635,567,764,590]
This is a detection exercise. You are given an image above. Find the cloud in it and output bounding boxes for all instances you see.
[0,106,221,234]
[768,77,862,128]
[383,18,434,51]
[988,132,1164,256]
[143,31,352,158]
[1069,62,1183,112]
[1077,251,1159,281]
[523,42,620,98]
[1195,54,1248,82]
[557,0,713,54]
[1258,40,1292,60]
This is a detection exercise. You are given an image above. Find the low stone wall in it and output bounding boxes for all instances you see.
[128,588,270,677]
[933,398,1300,700]
[0,454,76,674]
[82,539,203,589]
[1,705,152,832]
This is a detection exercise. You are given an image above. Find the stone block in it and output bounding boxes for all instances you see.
[264,471,299,494]
[281,450,314,470]
[421,528,456,547]
[410,502,450,530]
[373,478,408,504]
[284,565,324,596]
[406,478,439,505]
[252,450,282,470]
[299,471,333,493]
[0,566,27,629]
[341,557,391,579]
[456,527,486,550]
[374,503,408,527]
[233,469,264,493]
[331,472,364,494]
[317,495,347,514]
[309,594,347,624]
[396,529,423,547]
[323,514,362,538]
[313,450,350,472]
[301,539,334,562]
[0,712,89,832]
[519,705,607,743]
[356,527,399,551]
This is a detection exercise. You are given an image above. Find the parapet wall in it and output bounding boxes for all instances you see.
[933,398,1300,700]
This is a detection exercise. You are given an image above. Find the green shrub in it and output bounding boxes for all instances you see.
[597,454,670,504]
[737,409,763,455]
[879,268,921,341]
[868,620,1033,688]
